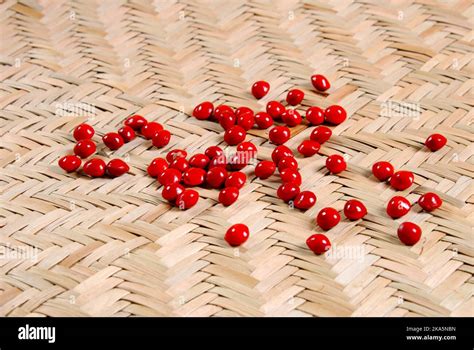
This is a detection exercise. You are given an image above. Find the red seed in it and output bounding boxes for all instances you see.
[141,122,163,140]
[166,149,187,163]
[277,182,300,202]
[208,155,227,169]
[425,134,447,151]
[205,167,228,188]
[219,111,236,130]
[103,132,124,150]
[397,222,422,246]
[214,105,234,120]
[311,74,330,92]
[73,123,95,141]
[310,126,332,144]
[294,191,317,210]
[269,126,290,145]
[390,171,414,191]
[235,107,253,117]
[183,167,206,187]
[297,140,320,157]
[316,207,340,230]
[225,171,246,189]
[219,187,239,206]
[162,183,185,202]
[372,161,394,181]
[255,161,276,179]
[227,153,248,171]
[254,112,273,129]
[158,168,182,186]
[193,101,214,120]
[236,112,255,131]
[324,105,347,125]
[386,196,411,219]
[266,101,285,120]
[147,157,168,178]
[271,145,293,164]
[343,200,367,221]
[251,81,270,99]
[286,89,304,106]
[224,125,246,145]
[106,159,129,177]
[306,107,324,125]
[169,157,189,172]
[83,158,106,178]
[118,126,136,143]
[281,109,302,127]
[280,168,302,186]
[74,139,96,158]
[58,155,81,173]
[205,146,223,160]
[418,192,442,212]
[326,155,346,174]
[152,129,171,148]
[306,233,331,255]
[237,142,257,158]
[225,223,249,247]
[176,189,199,210]
[189,154,210,169]
[125,115,147,130]
[277,156,298,172]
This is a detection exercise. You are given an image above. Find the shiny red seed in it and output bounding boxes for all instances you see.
[205,167,228,188]
[83,158,106,178]
[141,122,163,139]
[224,125,246,145]
[306,233,331,255]
[189,154,210,169]
[280,168,302,186]
[277,183,300,202]
[183,167,206,187]
[255,161,276,179]
[418,192,442,212]
[74,139,96,158]
[158,168,182,186]
[169,157,189,172]
[281,109,302,127]
[219,187,239,206]
[225,171,246,189]
[208,155,227,169]
[251,81,270,99]
[214,105,234,120]
[237,142,257,158]
[286,89,304,106]
[219,111,236,130]
[343,200,367,220]
[326,155,346,174]
[73,123,95,141]
[236,112,255,131]
[324,105,347,125]
[225,223,249,247]
[254,112,273,129]
[118,126,136,143]
[58,155,81,173]
[125,115,147,130]
[235,107,253,117]
[316,207,341,230]
[166,149,187,163]
[297,140,320,157]
[147,157,168,178]
[193,101,214,120]
[269,126,290,145]
[106,159,129,177]
[103,132,124,150]
[397,222,422,246]
[311,74,330,92]
[277,156,298,172]
[306,107,324,125]
[390,171,414,191]
[310,126,332,144]
[176,189,199,210]
[227,153,248,171]
[386,196,411,219]
[425,134,447,151]
[152,129,171,148]
[294,191,317,210]
[266,101,285,120]
[372,161,394,181]
[162,183,185,202]
[271,145,293,164]
[205,146,223,160]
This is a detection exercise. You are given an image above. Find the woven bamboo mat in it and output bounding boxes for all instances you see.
[0,0,473,317]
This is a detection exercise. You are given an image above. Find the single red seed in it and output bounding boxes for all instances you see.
[189,154,210,169]
[286,89,304,106]
[326,155,346,174]
[225,171,246,189]
[277,182,300,202]
[271,145,293,164]
[310,126,332,144]
[251,81,270,99]
[254,112,273,129]
[73,123,95,141]
[235,107,253,117]
[166,149,187,163]
[176,189,199,210]
[103,132,124,150]
[281,109,302,127]
[224,125,246,145]
[219,187,239,206]
[214,105,234,120]
[118,126,136,143]
[237,142,257,158]
[418,192,442,212]
[219,111,236,130]
[390,171,414,191]
[324,105,347,125]
[343,200,367,221]
[306,233,331,255]
[106,159,129,177]
[269,126,290,145]
[58,155,81,173]
[205,146,223,160]
[280,168,302,186]
[425,134,447,151]
[255,161,276,180]
[225,223,249,247]
[125,115,148,130]
[311,74,330,92]
[236,112,255,131]
[297,140,321,157]
[83,158,106,178]
[152,129,171,148]
[397,222,422,246]
[306,107,324,125]
[266,101,286,120]
[228,153,248,171]
[193,101,214,120]
[74,139,96,158]
[208,155,227,169]
[277,156,298,172]
[386,196,411,219]
[162,183,185,202]
[169,157,189,172]
[183,167,206,187]
[148,157,168,178]
[205,167,228,188]
[316,207,341,230]
[141,122,163,139]
[372,161,394,181]
[294,191,317,210]
[158,168,182,186]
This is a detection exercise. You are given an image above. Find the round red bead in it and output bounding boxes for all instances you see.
[397,222,422,246]
[294,191,317,210]
[162,183,185,202]
[83,158,106,177]
[326,155,346,174]
[73,123,95,141]
[125,115,147,130]
[324,105,346,125]
[237,142,257,158]
[271,145,293,164]
[277,183,300,202]
[58,155,81,173]
[208,155,227,169]
[106,159,129,177]
[193,101,214,120]
[235,107,254,117]
[425,134,447,151]
[311,74,330,92]
[280,168,302,186]
[277,156,298,172]
[74,139,96,158]
[372,161,394,181]
[306,107,325,125]
[141,122,163,140]
[205,146,223,160]
[170,157,189,172]
[214,105,234,120]
[310,126,332,144]
[183,167,206,187]
[343,200,367,220]
[118,126,136,143]
[251,81,270,99]
[206,167,228,188]
[316,207,340,230]
[189,154,210,169]
[158,168,182,186]
[166,149,187,163]
[418,192,442,212]
[281,110,302,127]
[390,171,414,191]
[219,112,236,130]
[225,172,246,189]
[386,196,411,219]
[269,126,290,145]
[224,126,246,145]
[306,233,331,255]
[148,157,168,178]
[236,112,255,131]
[225,223,249,247]
[176,189,199,210]
[103,132,124,150]
[254,112,273,129]
[255,161,276,180]
[297,140,320,157]
[219,187,239,206]
[266,101,285,120]
[286,89,304,106]
[152,129,171,148]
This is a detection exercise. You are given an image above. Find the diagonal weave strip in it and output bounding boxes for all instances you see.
[0,0,473,317]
